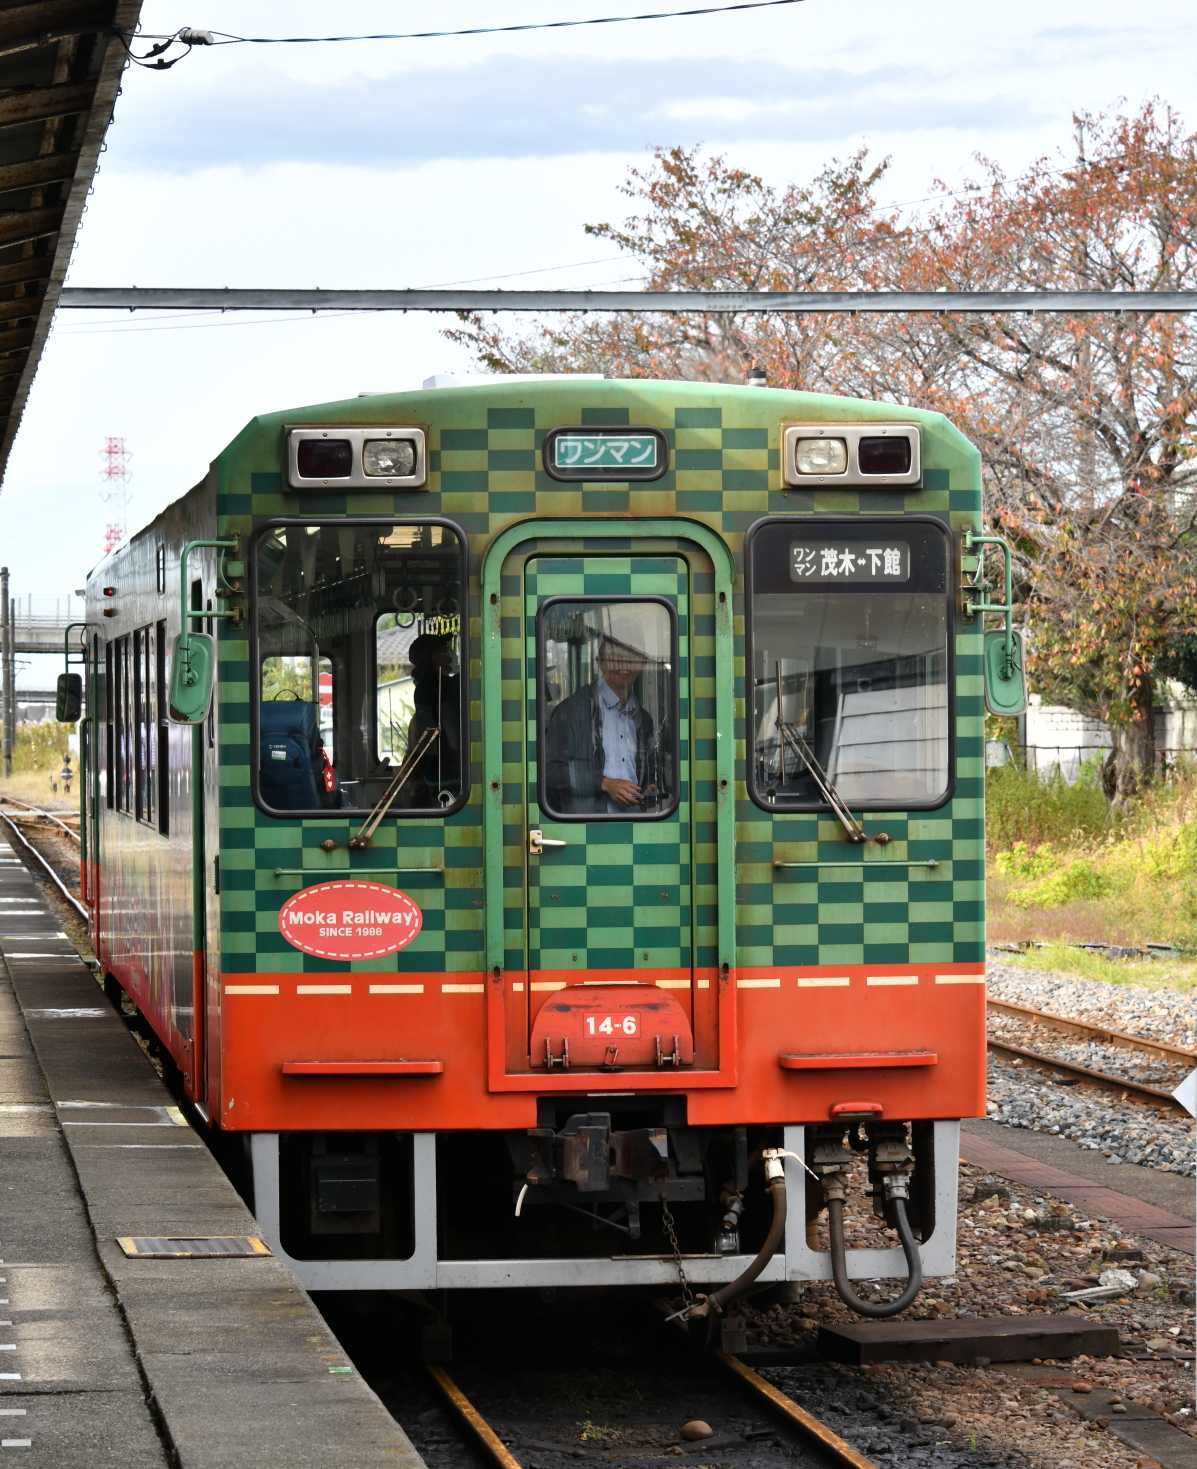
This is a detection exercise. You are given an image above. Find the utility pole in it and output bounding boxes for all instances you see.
[0,565,10,779]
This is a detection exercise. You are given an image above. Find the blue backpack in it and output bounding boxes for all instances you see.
[260,699,321,809]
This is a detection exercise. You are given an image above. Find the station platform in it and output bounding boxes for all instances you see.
[0,832,426,1467]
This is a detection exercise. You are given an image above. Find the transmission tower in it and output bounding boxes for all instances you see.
[99,435,132,555]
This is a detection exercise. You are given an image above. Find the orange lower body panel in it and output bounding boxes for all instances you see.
[216,962,986,1133]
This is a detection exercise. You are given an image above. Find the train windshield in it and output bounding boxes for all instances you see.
[748,520,951,809]
[253,520,466,816]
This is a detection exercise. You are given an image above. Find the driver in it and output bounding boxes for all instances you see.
[544,635,658,815]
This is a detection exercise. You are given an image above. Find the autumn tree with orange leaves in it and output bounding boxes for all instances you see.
[453,103,1197,802]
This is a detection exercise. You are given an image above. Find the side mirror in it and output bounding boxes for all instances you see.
[56,672,82,723]
[983,629,1027,717]
[168,632,216,723]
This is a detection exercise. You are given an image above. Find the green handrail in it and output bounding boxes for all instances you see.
[963,529,1015,673]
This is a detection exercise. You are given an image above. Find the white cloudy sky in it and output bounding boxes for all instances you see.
[4,0,1196,683]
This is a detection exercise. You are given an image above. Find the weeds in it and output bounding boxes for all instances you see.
[986,759,1111,852]
[987,759,1197,962]
[999,944,1197,993]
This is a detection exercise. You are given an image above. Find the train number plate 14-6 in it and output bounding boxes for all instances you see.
[584,1013,641,1038]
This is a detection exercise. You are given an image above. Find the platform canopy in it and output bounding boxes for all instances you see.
[0,1,141,493]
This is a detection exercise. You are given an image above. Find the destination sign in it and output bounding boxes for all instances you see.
[790,541,910,583]
[545,428,666,481]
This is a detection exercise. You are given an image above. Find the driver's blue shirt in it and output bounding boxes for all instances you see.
[597,674,639,811]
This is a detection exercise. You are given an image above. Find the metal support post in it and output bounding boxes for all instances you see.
[0,566,10,779]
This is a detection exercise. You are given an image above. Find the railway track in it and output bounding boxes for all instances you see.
[424,1343,881,1468]
[986,997,1194,1114]
[0,797,87,922]
[0,792,81,843]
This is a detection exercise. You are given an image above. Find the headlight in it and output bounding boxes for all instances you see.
[287,426,427,489]
[295,438,353,479]
[794,437,847,475]
[363,438,417,477]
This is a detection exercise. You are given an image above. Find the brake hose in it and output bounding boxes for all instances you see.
[827,1192,922,1317]
[702,1172,787,1317]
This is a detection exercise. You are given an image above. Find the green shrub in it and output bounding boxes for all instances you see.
[986,759,1112,852]
[1007,859,1110,909]
[12,721,75,774]
[993,840,1058,880]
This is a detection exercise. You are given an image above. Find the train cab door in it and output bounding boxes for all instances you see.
[486,532,735,1090]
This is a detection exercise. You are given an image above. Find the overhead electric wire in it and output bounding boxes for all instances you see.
[128,1,809,51]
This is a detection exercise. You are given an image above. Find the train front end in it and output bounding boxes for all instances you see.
[208,378,1003,1312]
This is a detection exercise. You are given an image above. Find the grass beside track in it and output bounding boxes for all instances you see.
[995,942,1197,995]
[986,758,1197,976]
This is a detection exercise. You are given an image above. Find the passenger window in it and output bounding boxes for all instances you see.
[748,520,951,809]
[539,599,677,820]
[254,521,466,816]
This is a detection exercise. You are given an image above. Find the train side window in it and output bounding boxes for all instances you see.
[253,519,467,817]
[746,518,953,811]
[133,628,146,821]
[104,642,114,809]
[112,634,127,813]
[156,619,169,835]
[140,623,156,827]
[122,635,133,812]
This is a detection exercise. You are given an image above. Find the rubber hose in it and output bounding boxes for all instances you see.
[827,1193,922,1318]
[704,1174,787,1317]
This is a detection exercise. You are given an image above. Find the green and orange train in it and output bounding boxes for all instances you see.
[68,375,1023,1315]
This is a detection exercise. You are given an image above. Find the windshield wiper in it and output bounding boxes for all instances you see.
[773,666,884,845]
[349,725,441,849]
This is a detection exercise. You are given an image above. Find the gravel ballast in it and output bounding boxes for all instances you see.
[987,957,1197,1051]
[984,956,1196,1176]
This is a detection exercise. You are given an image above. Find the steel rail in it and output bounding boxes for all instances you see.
[986,1037,1188,1112]
[426,1365,523,1469]
[719,1352,880,1468]
[0,807,87,922]
[428,1353,879,1468]
[987,997,1196,1069]
[58,286,1197,315]
[0,794,81,844]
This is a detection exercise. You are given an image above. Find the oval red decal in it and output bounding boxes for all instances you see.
[278,880,423,961]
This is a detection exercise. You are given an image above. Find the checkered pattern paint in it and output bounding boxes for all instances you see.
[213,380,983,977]
[522,555,697,976]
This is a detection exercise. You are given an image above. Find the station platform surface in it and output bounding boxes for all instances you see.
[0,832,426,1467]
[962,1117,1195,1254]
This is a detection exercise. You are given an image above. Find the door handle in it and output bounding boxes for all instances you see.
[529,828,567,856]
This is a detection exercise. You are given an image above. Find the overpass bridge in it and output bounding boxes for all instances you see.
[10,610,82,654]
[1,573,86,769]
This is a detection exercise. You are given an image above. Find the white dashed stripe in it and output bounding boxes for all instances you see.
[0,1410,25,1416]
[2,1439,32,1448]
[225,984,279,995]
[796,976,850,988]
[529,982,565,992]
[296,985,351,995]
[866,975,919,987]
[696,979,710,989]
[0,1374,18,1381]
[443,983,485,994]
[737,978,780,989]
[368,983,424,994]
[934,973,985,985]
[656,979,690,989]
[511,982,525,992]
